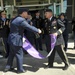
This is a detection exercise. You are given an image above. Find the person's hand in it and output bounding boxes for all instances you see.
[23,37,26,43]
[53,33,58,36]
[38,29,42,34]
[6,21,9,25]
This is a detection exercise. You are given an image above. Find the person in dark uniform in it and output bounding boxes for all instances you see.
[0,10,10,58]
[24,13,35,54]
[43,9,69,70]
[32,10,43,50]
[59,13,68,51]
[24,13,35,45]
[4,8,42,73]
[72,17,75,49]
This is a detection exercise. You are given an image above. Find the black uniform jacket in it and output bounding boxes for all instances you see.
[43,17,65,45]
[0,18,10,38]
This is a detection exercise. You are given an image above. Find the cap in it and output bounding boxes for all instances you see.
[18,7,29,14]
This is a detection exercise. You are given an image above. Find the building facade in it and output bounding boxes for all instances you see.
[0,0,74,20]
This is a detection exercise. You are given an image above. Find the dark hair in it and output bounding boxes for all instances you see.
[60,13,65,17]
[0,10,6,17]
[44,9,52,13]
[18,7,29,14]
[0,10,6,14]
[35,10,40,13]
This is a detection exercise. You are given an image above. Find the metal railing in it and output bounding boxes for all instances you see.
[16,0,48,5]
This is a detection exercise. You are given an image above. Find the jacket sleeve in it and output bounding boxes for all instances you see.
[21,20,39,33]
[57,19,65,35]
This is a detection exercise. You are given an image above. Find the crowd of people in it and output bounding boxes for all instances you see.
[0,8,75,73]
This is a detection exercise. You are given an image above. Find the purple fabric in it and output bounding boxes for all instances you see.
[23,34,56,59]
[23,37,45,59]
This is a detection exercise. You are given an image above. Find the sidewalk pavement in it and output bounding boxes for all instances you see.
[0,40,75,75]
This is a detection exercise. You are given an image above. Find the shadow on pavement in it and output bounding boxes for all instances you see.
[67,53,75,64]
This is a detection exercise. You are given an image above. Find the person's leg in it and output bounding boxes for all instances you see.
[4,44,15,71]
[45,35,51,53]
[44,35,56,68]
[48,47,56,67]
[38,35,43,50]
[63,35,68,51]
[28,37,34,45]
[15,47,24,71]
[3,38,10,57]
[56,45,69,70]
[35,38,39,50]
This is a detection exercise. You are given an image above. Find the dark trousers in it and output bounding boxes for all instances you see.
[45,35,69,66]
[6,44,23,71]
[27,36,35,45]
[48,45,69,66]
[45,35,51,53]
[35,35,42,50]
[63,34,68,51]
[3,38,9,56]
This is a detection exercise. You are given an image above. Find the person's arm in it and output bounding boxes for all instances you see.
[57,19,65,35]
[53,19,65,36]
[21,20,41,33]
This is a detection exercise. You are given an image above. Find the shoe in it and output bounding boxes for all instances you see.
[4,68,14,72]
[17,70,27,74]
[44,65,53,69]
[63,65,69,70]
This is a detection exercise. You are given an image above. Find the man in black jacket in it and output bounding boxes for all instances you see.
[43,9,69,70]
[0,10,10,58]
[32,10,43,50]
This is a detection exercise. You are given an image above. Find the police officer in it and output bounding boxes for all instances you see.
[43,9,69,70]
[59,13,68,51]
[0,10,10,58]
[32,10,43,50]
[4,8,42,73]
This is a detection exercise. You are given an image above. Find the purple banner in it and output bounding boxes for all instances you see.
[23,34,56,59]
